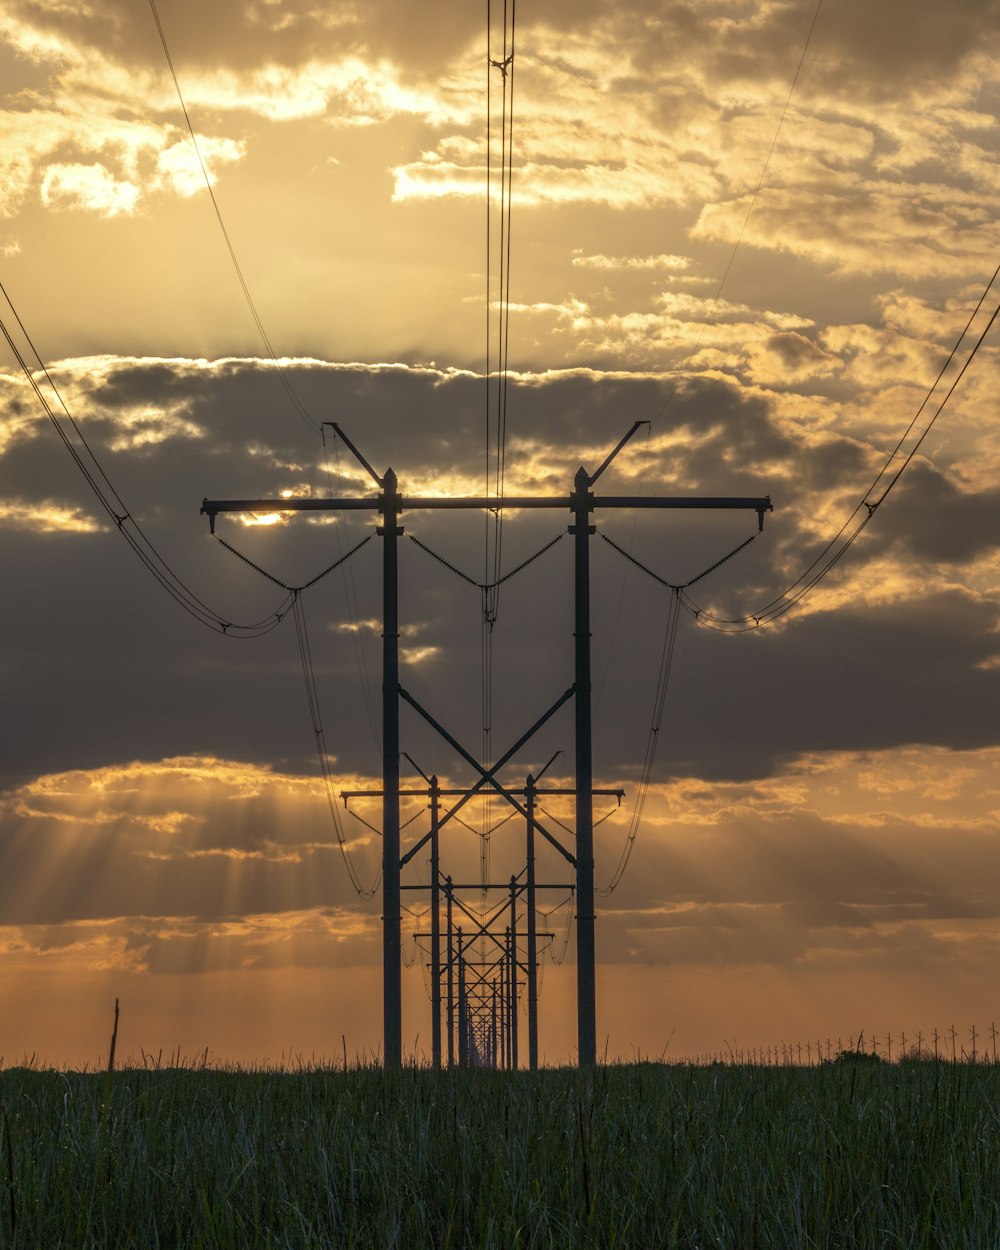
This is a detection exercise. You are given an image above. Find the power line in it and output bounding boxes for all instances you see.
[593,2,823,757]
[599,530,758,593]
[212,516,384,897]
[291,590,381,899]
[484,0,518,621]
[545,892,575,966]
[1,242,382,898]
[594,269,1000,883]
[598,588,681,896]
[592,265,1000,891]
[0,281,291,638]
[147,0,321,434]
[408,530,564,591]
[214,530,374,592]
[650,0,825,428]
[685,263,1000,632]
[482,0,518,912]
[322,430,382,757]
[597,529,760,894]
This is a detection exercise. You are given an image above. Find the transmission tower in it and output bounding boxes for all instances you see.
[203,419,771,1066]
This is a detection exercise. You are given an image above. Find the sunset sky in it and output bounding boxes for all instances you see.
[2,0,1000,1067]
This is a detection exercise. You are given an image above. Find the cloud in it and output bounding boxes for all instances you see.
[0,353,997,814]
[3,0,1000,1062]
[747,330,841,385]
[3,741,1000,986]
[571,253,693,272]
[0,499,105,533]
[0,104,245,217]
[40,162,138,217]
[0,755,385,929]
[591,742,1000,970]
[0,907,379,976]
[693,181,1000,280]
[873,462,1000,564]
[5,0,1000,258]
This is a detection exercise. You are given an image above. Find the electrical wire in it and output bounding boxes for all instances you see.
[214,529,374,592]
[147,0,321,435]
[544,891,575,966]
[412,934,435,1000]
[408,530,564,591]
[322,430,382,755]
[650,0,825,429]
[493,0,516,610]
[3,305,378,894]
[0,248,383,905]
[683,265,1000,631]
[595,266,1000,889]
[484,0,518,626]
[453,808,519,839]
[600,530,758,594]
[597,589,681,895]
[400,929,420,969]
[0,283,292,637]
[596,528,765,892]
[482,0,518,925]
[291,590,381,899]
[482,3,494,912]
[585,4,830,895]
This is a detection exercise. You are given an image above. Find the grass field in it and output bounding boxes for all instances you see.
[1,1057,998,1248]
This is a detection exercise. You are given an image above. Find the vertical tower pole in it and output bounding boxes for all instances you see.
[380,468,402,1068]
[525,773,539,1070]
[430,775,441,1069]
[572,466,597,1066]
[509,875,518,1071]
[501,929,508,1068]
[457,928,467,1067]
[446,876,455,1067]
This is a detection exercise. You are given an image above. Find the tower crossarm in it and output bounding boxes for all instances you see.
[203,494,772,518]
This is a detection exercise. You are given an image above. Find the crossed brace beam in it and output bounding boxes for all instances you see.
[203,420,772,1067]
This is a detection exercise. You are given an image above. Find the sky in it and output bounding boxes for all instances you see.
[1,0,1000,1067]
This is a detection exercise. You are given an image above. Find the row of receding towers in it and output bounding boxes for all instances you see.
[203,421,771,1067]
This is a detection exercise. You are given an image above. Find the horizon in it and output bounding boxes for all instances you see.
[2,0,1000,1068]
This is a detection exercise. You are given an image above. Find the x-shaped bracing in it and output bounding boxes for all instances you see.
[398,683,577,869]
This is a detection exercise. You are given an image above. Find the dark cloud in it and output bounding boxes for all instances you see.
[674,0,1000,103]
[2,358,997,797]
[764,330,833,370]
[802,0,1000,99]
[12,0,998,103]
[656,588,1000,781]
[873,460,1000,564]
[6,0,362,76]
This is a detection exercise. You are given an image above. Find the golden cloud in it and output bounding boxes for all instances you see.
[0,499,105,533]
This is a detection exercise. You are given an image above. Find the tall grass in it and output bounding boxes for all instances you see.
[0,1058,997,1248]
